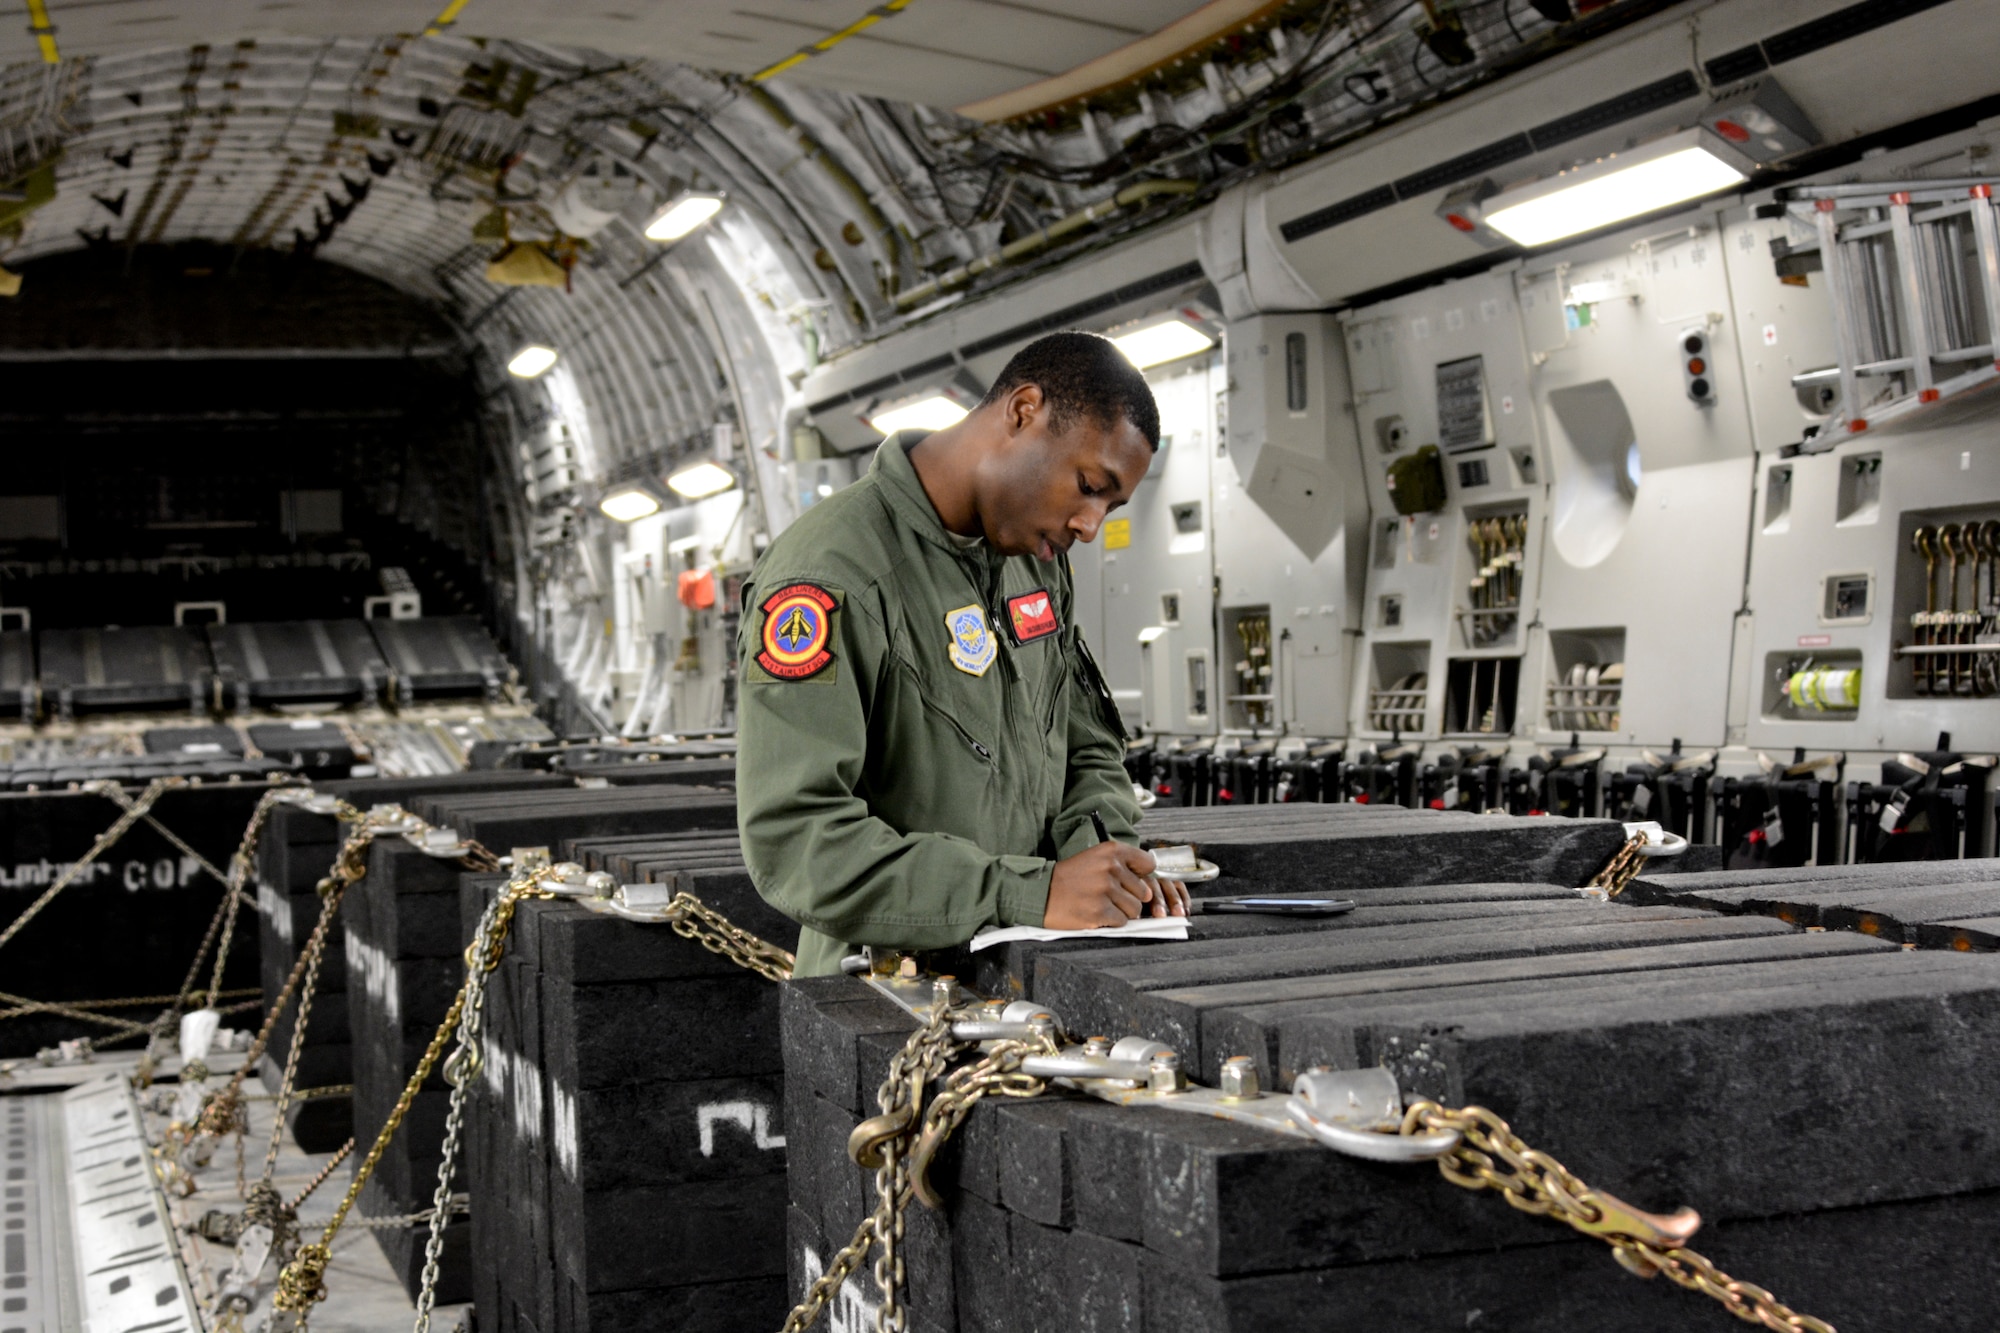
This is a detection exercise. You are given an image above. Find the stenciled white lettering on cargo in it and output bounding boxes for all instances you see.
[697,1100,785,1157]
[550,1081,578,1181]
[0,856,199,891]
[476,1043,544,1144]
[121,856,204,891]
[510,1047,544,1145]
[0,859,116,890]
[801,1245,879,1333]
[258,880,293,947]
[343,929,398,1024]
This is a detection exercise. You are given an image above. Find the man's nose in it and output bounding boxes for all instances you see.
[1070,504,1106,543]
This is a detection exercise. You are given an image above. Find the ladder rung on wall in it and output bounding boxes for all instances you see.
[1784,177,2000,443]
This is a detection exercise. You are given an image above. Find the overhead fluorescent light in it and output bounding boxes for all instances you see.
[1112,318,1216,369]
[868,394,970,435]
[599,488,662,522]
[507,344,559,378]
[666,460,736,499]
[1481,131,1750,248]
[644,191,725,242]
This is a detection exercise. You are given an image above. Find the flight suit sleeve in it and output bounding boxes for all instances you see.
[1052,627,1141,858]
[736,574,1053,951]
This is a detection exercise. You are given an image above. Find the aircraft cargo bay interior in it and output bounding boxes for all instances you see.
[1,2,1998,1330]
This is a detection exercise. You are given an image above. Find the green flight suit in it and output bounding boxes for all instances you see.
[735,433,1139,977]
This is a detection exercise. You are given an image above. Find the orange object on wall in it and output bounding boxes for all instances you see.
[677,568,717,609]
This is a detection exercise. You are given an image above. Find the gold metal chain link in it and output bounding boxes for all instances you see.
[270,978,470,1324]
[1586,830,1650,899]
[661,892,795,982]
[285,1137,354,1214]
[415,868,562,1332]
[1404,1101,1835,1333]
[906,1039,1047,1208]
[784,1001,1055,1333]
[784,1005,958,1333]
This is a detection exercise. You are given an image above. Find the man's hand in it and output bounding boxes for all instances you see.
[1045,841,1191,929]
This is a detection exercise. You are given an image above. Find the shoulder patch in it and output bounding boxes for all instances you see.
[756,582,838,680]
[1005,587,1060,644]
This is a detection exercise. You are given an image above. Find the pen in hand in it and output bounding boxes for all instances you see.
[1089,809,1185,918]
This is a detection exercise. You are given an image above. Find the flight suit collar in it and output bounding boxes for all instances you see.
[870,432,998,565]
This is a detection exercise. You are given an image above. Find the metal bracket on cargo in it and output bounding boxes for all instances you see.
[1287,1067,1461,1162]
[1149,844,1219,882]
[1625,821,1689,858]
[408,826,475,859]
[276,789,344,816]
[365,803,424,836]
[859,975,1457,1153]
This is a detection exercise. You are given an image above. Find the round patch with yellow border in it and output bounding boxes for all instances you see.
[757,582,837,680]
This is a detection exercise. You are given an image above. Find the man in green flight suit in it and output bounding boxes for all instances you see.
[737,331,1190,977]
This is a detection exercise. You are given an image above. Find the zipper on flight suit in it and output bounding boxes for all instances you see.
[901,636,998,769]
[918,686,996,766]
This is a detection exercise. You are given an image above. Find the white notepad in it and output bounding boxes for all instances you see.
[969,916,1191,951]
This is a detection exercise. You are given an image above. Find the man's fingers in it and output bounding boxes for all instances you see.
[1109,859,1154,905]
[1167,877,1192,916]
[1102,871,1144,919]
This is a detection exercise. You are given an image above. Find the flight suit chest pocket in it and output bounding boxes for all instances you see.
[877,652,1001,838]
[892,647,999,771]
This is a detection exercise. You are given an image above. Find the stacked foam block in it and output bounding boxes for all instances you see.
[463,828,795,1332]
[345,784,738,1302]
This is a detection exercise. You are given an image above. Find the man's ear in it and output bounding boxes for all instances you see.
[1004,383,1045,436]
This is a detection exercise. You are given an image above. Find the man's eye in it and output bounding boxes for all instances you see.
[1077,473,1099,497]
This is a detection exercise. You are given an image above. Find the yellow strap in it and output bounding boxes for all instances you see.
[424,0,471,37]
[24,0,57,63]
[752,0,916,82]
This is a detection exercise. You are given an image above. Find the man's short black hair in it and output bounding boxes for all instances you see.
[980,330,1161,449]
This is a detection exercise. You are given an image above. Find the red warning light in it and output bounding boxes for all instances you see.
[1446,213,1476,233]
[1713,118,1750,143]
[1687,357,1706,375]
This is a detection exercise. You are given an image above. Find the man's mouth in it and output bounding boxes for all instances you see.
[1036,535,1056,561]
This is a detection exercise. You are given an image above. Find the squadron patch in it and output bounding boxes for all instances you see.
[757,582,837,680]
[1005,587,1059,644]
[943,604,997,677]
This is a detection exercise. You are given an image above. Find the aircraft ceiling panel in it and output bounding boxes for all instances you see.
[4,0,1222,106]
